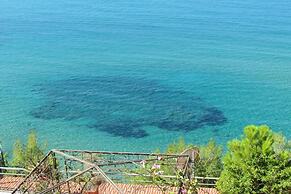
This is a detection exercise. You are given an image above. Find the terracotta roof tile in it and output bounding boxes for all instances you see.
[198,187,219,194]
[0,176,219,194]
[0,176,23,191]
[97,183,218,194]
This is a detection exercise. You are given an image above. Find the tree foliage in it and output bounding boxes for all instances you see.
[217,125,291,194]
[273,132,291,156]
[165,137,223,177]
[11,130,46,169]
[166,137,193,154]
[11,140,24,167]
[0,141,8,167]
[194,139,223,177]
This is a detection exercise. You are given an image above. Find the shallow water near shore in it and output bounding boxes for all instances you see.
[0,0,291,153]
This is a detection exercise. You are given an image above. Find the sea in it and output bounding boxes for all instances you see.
[0,0,291,153]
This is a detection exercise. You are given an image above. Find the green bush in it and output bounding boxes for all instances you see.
[12,130,46,169]
[165,137,192,154]
[166,137,223,177]
[217,125,291,194]
[0,141,8,167]
[194,139,223,177]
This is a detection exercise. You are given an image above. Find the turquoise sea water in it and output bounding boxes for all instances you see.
[0,0,291,153]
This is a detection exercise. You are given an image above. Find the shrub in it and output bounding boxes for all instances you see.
[166,137,223,177]
[165,137,192,154]
[194,139,223,177]
[0,141,8,167]
[12,130,46,169]
[217,125,291,193]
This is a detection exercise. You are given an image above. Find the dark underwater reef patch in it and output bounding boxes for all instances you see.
[30,76,227,138]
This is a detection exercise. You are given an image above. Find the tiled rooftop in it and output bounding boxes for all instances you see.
[0,176,218,194]
[0,176,23,192]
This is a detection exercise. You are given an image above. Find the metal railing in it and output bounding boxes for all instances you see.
[0,167,29,177]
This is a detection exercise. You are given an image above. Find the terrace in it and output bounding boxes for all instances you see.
[0,149,218,194]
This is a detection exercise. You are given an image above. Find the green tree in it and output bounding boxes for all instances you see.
[25,130,46,168]
[166,137,223,177]
[11,140,24,167]
[217,125,291,194]
[166,137,193,154]
[273,133,291,156]
[11,130,46,169]
[194,139,223,177]
[0,141,8,167]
